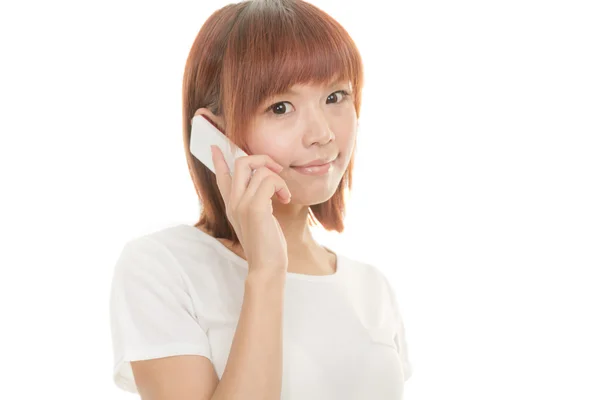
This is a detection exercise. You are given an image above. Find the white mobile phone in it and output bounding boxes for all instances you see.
[189,114,248,174]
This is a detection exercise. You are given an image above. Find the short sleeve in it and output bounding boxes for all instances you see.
[392,303,413,382]
[382,274,414,382]
[109,236,212,393]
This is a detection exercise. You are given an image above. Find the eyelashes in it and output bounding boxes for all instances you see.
[265,90,352,116]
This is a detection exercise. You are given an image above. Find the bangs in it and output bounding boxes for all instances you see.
[222,0,363,117]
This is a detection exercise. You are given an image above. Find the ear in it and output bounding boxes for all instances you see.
[194,108,225,132]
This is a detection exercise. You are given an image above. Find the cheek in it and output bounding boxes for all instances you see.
[334,120,358,151]
[248,133,295,166]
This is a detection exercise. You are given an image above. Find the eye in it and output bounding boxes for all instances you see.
[268,101,293,116]
[326,90,351,104]
[265,90,352,117]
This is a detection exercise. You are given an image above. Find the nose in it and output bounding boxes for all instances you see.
[302,109,335,147]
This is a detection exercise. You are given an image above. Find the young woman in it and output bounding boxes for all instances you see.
[109,1,412,399]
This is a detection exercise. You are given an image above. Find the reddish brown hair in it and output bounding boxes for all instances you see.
[182,0,364,247]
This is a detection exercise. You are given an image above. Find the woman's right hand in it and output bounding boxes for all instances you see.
[210,145,291,275]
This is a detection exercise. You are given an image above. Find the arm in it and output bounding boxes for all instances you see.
[131,268,286,400]
[210,269,286,400]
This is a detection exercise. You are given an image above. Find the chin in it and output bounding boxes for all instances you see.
[288,184,341,206]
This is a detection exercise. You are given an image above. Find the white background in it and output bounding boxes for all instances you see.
[1,0,598,399]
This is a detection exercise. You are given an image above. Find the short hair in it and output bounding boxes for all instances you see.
[182,0,364,247]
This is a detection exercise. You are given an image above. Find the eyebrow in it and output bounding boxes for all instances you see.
[280,79,350,96]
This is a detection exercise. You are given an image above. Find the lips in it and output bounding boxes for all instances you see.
[292,155,338,168]
[290,155,338,176]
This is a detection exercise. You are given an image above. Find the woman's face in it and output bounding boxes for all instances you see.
[195,79,357,206]
[246,79,357,206]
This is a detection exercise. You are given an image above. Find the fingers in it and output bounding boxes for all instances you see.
[246,170,292,212]
[240,166,291,209]
[211,145,288,211]
[229,155,284,207]
[210,145,232,202]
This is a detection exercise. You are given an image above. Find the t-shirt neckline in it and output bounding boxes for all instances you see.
[178,224,344,282]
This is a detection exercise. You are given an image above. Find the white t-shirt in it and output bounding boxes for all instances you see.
[109,224,413,399]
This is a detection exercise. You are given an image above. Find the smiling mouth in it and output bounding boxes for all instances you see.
[290,154,338,176]
[292,158,336,168]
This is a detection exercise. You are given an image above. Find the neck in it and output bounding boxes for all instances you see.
[271,201,318,252]
[271,201,336,274]
[202,200,334,273]
[204,200,324,260]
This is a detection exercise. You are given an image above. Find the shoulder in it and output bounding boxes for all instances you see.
[112,224,225,284]
[340,254,402,304]
[338,254,392,295]
[341,253,389,283]
[117,224,223,264]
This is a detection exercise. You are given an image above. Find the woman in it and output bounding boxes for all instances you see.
[109,0,412,398]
